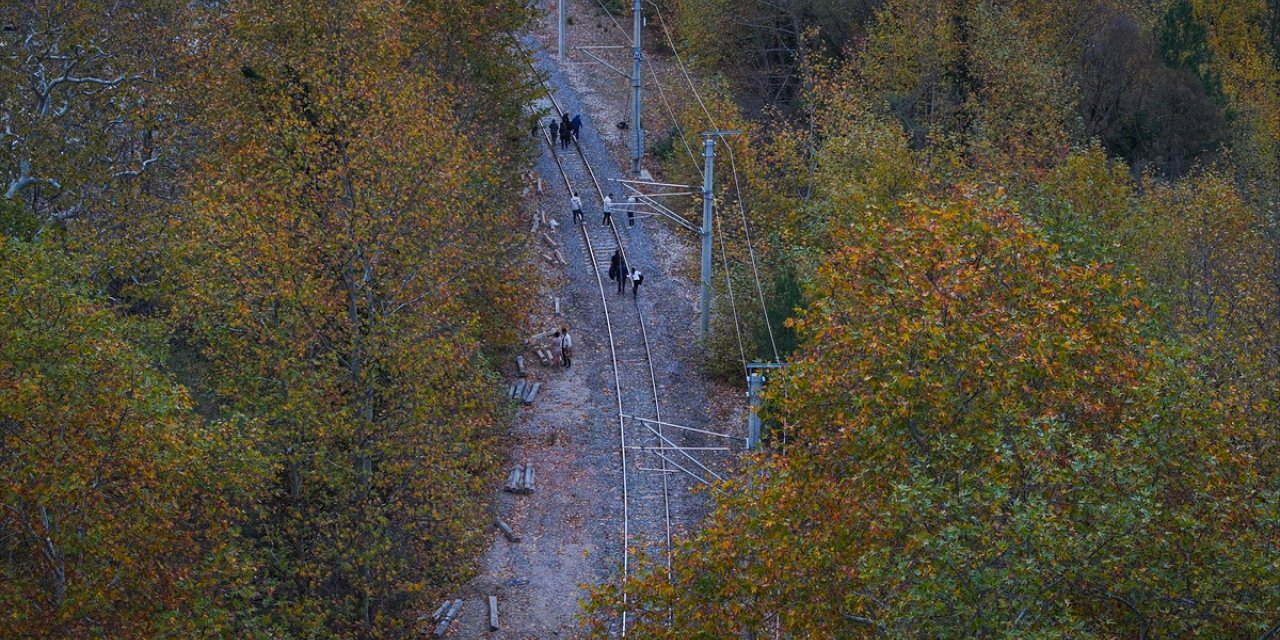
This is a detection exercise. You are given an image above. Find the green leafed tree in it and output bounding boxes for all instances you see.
[173,0,531,635]
[0,239,262,639]
[586,190,1280,638]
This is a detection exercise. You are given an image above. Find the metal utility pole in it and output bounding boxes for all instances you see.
[558,0,566,60]
[745,362,784,450]
[698,130,739,341]
[746,368,765,450]
[630,0,643,175]
[700,135,716,339]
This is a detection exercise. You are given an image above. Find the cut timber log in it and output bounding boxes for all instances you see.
[504,467,522,493]
[541,232,559,249]
[554,249,567,265]
[488,596,500,631]
[523,382,541,405]
[513,380,527,400]
[531,211,540,233]
[494,517,520,542]
[527,327,558,343]
[431,599,463,638]
[520,463,536,494]
[536,348,551,367]
[507,383,516,399]
[431,601,450,623]
[542,252,555,264]
[537,176,543,193]
[554,297,561,315]
[516,355,527,377]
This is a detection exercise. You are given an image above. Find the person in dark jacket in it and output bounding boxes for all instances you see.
[570,114,582,140]
[548,119,559,144]
[608,248,622,285]
[610,250,628,294]
[560,113,572,149]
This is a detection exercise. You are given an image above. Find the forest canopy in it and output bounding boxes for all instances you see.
[588,0,1280,636]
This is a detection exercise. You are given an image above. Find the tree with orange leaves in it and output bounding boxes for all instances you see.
[588,190,1280,637]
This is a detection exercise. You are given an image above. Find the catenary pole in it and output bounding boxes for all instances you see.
[558,0,566,60]
[631,0,643,174]
[701,135,715,339]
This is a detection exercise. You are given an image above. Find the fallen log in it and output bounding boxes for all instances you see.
[554,249,567,265]
[554,297,561,315]
[523,382,541,405]
[431,599,463,638]
[521,463,536,494]
[488,595,500,631]
[541,232,559,249]
[527,327,559,343]
[431,600,450,623]
[504,467,522,493]
[516,355,527,377]
[495,517,520,543]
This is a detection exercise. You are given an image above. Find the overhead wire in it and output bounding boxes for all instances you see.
[587,0,751,377]
[648,2,781,363]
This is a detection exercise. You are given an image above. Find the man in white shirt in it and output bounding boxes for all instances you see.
[602,193,614,227]
[559,327,573,368]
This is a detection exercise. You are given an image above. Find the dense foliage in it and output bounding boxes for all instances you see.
[1,0,533,637]
[590,0,1280,636]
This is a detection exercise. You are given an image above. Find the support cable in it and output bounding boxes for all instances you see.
[649,3,781,363]
[584,0,750,374]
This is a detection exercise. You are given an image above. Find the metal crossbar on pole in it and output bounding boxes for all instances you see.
[646,450,716,488]
[626,445,732,452]
[623,414,746,442]
[640,422,725,483]
[612,178,692,189]
[576,47,630,78]
[616,184,699,233]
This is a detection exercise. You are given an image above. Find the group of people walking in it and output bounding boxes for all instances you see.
[547,112,582,150]
[608,248,643,299]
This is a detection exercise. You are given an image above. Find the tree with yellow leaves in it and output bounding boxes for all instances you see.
[588,190,1280,637]
[173,0,531,635]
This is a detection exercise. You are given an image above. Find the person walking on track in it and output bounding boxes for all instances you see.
[548,119,559,144]
[570,114,582,141]
[559,326,573,368]
[609,249,628,295]
[630,269,644,299]
[560,113,572,149]
[627,195,637,228]
[608,248,622,285]
[570,192,584,225]
[602,193,614,227]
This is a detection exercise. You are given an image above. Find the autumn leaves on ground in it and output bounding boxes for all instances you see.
[4,0,1280,638]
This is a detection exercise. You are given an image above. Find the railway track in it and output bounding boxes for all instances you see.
[531,70,675,634]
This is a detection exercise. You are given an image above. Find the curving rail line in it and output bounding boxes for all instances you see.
[530,67,672,635]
